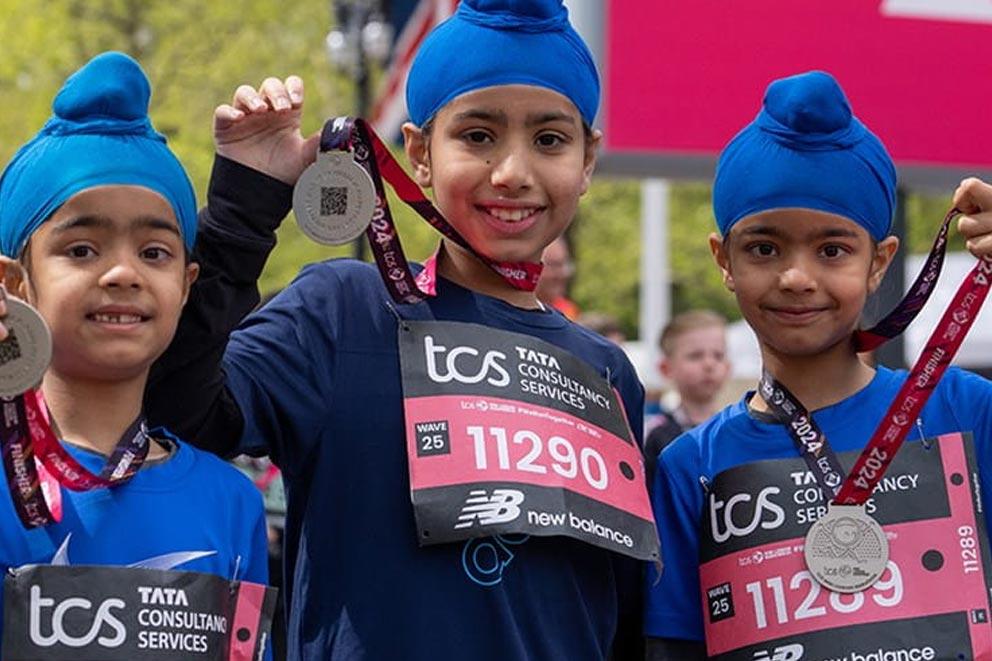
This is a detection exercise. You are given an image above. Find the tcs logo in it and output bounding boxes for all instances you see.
[709,486,785,543]
[423,335,510,387]
[29,584,126,649]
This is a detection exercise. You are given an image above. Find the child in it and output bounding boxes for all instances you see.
[645,71,992,660]
[0,52,269,653]
[644,310,730,480]
[577,311,626,345]
[535,235,580,319]
[145,1,647,660]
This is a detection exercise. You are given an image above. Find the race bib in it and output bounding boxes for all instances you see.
[700,432,992,660]
[2,565,277,660]
[399,320,659,561]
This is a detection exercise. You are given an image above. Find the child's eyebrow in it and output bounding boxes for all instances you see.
[814,227,861,239]
[737,224,782,238]
[452,109,508,125]
[132,216,183,238]
[50,215,112,233]
[525,111,576,127]
[451,109,577,129]
[736,225,861,240]
[51,214,182,238]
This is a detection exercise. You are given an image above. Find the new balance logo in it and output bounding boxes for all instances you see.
[753,644,804,661]
[454,489,525,529]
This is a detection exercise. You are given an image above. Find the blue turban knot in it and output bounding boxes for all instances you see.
[713,71,896,241]
[0,51,197,256]
[406,0,600,127]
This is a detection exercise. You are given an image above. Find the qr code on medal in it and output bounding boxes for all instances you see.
[321,186,348,216]
[0,329,22,367]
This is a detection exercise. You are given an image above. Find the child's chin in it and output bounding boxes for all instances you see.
[66,352,156,381]
[486,244,543,264]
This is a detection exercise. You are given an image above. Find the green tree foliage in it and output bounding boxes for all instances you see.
[0,0,965,338]
[0,0,459,297]
[572,179,737,335]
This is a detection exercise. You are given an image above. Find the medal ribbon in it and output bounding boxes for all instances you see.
[761,209,992,505]
[852,207,954,351]
[1,388,151,528]
[319,117,543,304]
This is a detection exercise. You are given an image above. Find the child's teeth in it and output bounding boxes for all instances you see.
[93,314,141,324]
[491,208,534,222]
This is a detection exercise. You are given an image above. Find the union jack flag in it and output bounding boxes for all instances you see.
[370,0,459,139]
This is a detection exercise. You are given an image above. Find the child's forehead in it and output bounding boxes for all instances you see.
[43,185,181,235]
[56,185,175,216]
[728,208,871,241]
[436,85,582,124]
[670,325,726,351]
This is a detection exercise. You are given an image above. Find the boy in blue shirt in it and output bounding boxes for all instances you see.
[645,71,992,660]
[0,52,270,656]
[145,1,649,659]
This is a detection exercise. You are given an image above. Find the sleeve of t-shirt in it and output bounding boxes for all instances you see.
[223,263,339,476]
[939,366,992,474]
[241,495,270,587]
[146,156,292,457]
[610,348,646,447]
[644,435,706,642]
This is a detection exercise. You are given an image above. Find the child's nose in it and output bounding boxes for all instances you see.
[490,150,534,192]
[778,262,817,292]
[99,260,143,290]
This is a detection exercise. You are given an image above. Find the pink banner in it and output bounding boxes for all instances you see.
[606,1,992,170]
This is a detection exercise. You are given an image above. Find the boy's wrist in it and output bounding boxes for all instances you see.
[207,155,293,237]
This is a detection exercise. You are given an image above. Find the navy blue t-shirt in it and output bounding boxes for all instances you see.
[0,435,269,647]
[644,365,992,641]
[224,259,645,660]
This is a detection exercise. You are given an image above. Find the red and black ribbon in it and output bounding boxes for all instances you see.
[1,388,150,528]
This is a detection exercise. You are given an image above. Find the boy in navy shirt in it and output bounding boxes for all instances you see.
[146,1,649,659]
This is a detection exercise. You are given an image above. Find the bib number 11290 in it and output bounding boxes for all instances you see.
[466,425,609,491]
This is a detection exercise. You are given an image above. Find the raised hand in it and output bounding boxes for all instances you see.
[214,75,321,186]
[953,178,992,260]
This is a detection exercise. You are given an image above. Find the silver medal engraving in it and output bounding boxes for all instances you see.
[804,503,889,593]
[0,298,52,397]
[293,151,376,245]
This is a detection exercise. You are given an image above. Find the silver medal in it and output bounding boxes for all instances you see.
[0,298,52,397]
[804,503,889,593]
[293,151,377,245]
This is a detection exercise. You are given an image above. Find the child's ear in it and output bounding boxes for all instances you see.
[658,356,672,379]
[0,256,27,300]
[181,261,200,307]
[867,235,900,294]
[580,129,603,196]
[402,122,432,188]
[709,233,734,292]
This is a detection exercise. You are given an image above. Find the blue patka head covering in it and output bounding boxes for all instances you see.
[0,51,197,256]
[405,0,600,127]
[713,71,896,241]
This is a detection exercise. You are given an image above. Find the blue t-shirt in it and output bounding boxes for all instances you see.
[644,365,992,641]
[0,433,269,646]
[224,259,646,661]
